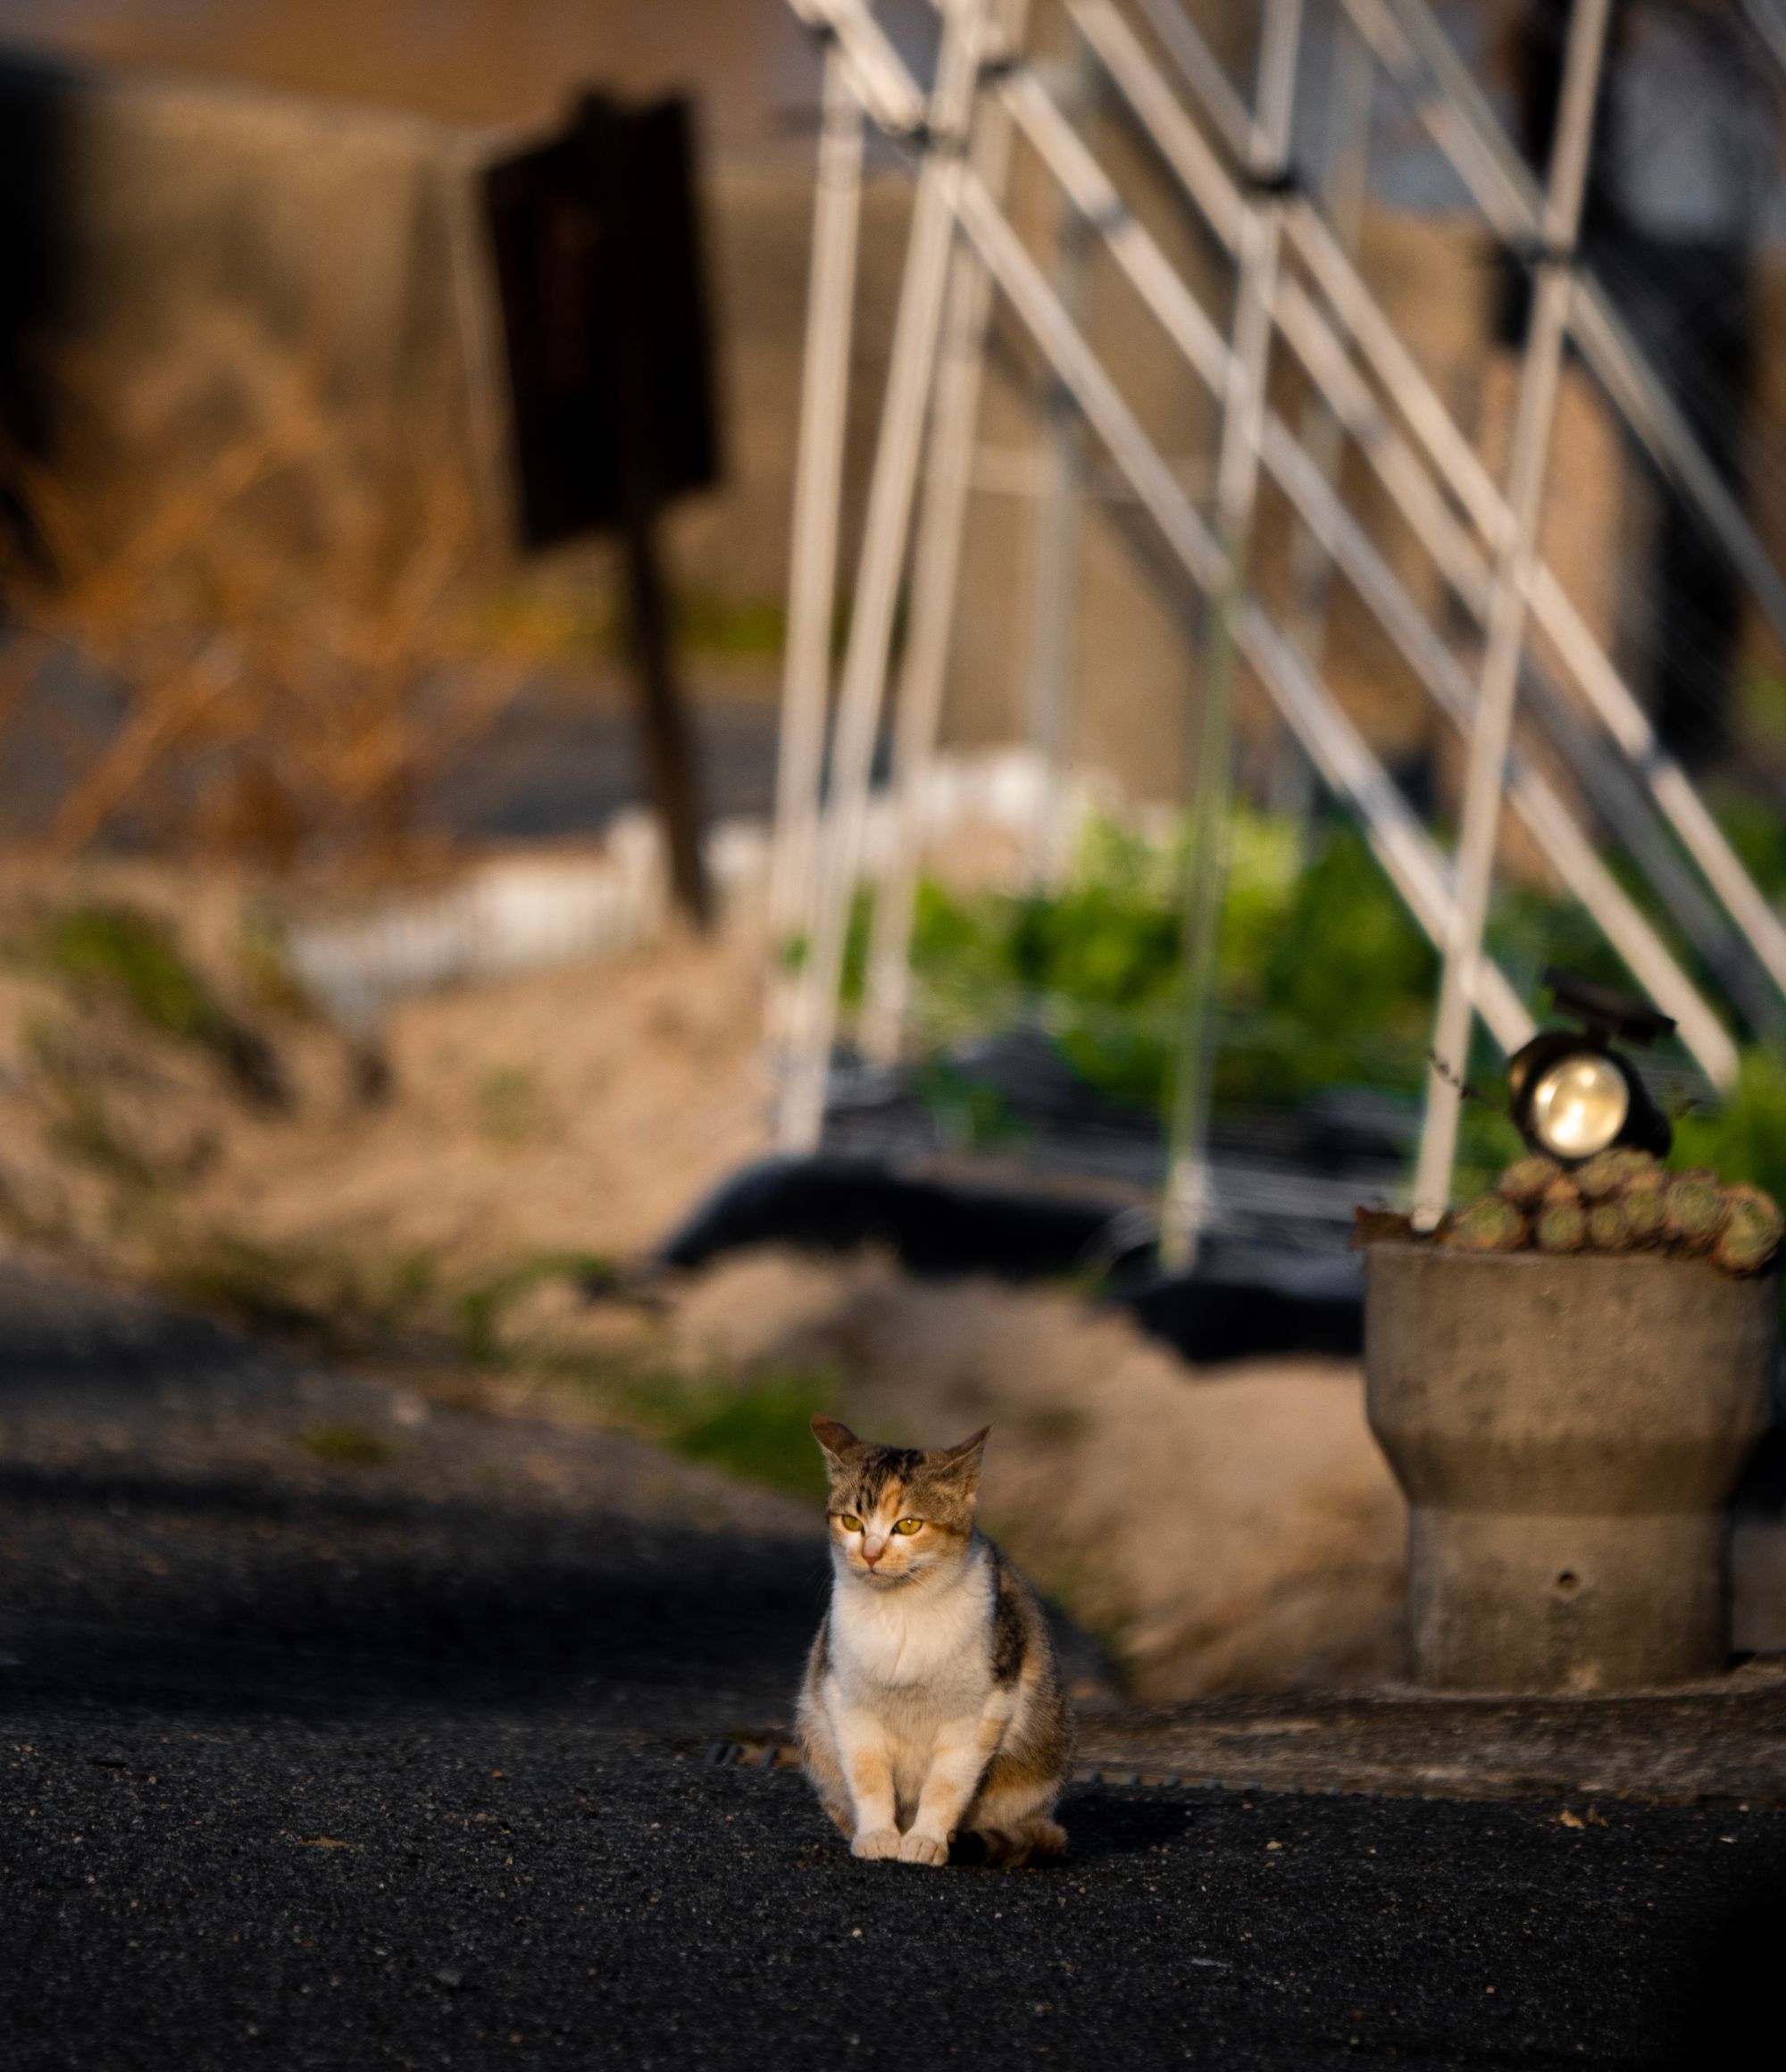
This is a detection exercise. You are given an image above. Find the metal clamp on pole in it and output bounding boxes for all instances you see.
[777,0,992,1152]
[767,39,866,1047]
[1411,0,1616,1228]
[1161,0,1306,1275]
[860,0,1036,1063]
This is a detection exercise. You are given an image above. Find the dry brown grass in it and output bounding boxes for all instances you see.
[0,324,550,869]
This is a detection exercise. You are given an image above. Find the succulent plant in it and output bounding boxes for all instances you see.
[1444,1155,1778,1274]
[1623,1182,1666,1245]
[1712,1184,1784,1275]
[1536,1200,1586,1253]
[1498,1156,1562,1207]
[1664,1172,1729,1253]
[1574,1148,1659,1200]
[1441,1195,1527,1252]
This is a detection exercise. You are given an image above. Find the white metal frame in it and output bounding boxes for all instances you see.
[1410,0,1614,1222]
[1069,0,1786,1011]
[858,0,1038,1063]
[988,3,1733,1070]
[770,0,1786,1224]
[767,39,865,1006]
[1161,0,1305,1269]
[1068,0,1786,1016]
[777,0,992,1149]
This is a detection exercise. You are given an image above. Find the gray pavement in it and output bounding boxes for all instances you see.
[1,1259,1781,2070]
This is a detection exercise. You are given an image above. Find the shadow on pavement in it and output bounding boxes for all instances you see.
[0,1259,825,1732]
[0,1455,824,1725]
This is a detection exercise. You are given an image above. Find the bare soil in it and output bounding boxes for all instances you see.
[0,857,772,1283]
[4,859,1782,1706]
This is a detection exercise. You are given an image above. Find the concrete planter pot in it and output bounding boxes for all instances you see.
[1365,1243,1777,1692]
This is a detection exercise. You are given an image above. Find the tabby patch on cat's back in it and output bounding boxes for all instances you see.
[795,1415,1073,1868]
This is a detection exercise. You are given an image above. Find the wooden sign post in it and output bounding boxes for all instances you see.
[486,93,722,925]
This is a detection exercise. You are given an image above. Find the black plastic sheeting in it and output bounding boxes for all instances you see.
[654,1154,1362,1364]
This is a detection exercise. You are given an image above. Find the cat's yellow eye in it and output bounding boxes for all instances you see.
[892,1517,922,1536]
[838,1514,864,1533]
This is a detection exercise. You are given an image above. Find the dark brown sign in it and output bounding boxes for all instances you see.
[484,93,722,550]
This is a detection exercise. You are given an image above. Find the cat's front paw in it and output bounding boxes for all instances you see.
[851,1826,901,1860]
[896,1830,949,1867]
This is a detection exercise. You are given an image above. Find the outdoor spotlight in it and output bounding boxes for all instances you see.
[1505,967,1673,1165]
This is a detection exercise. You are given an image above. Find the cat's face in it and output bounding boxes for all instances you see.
[811,1417,987,1590]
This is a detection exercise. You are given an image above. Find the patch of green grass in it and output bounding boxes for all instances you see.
[47,1093,163,1192]
[300,1422,395,1467]
[1714,790,1786,905]
[38,904,223,1044]
[914,1057,1029,1151]
[1738,674,1786,759]
[159,1238,332,1340]
[236,903,311,1016]
[455,1250,613,1366]
[156,1236,447,1357]
[1022,1404,1091,1445]
[623,1368,838,1503]
[33,903,283,1105]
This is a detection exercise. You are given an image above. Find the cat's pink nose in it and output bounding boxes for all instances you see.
[862,1541,884,1566]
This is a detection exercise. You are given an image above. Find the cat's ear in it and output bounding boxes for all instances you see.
[931,1425,990,1489]
[811,1415,866,1462]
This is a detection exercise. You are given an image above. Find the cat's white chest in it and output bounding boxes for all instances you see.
[830,1554,993,1703]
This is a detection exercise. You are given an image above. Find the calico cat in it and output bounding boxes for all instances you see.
[796,1416,1072,1867]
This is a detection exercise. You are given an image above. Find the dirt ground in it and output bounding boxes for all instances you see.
[3,857,1782,1705]
[0,856,772,1282]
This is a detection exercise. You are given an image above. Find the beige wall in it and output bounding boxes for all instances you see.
[0,0,818,157]
[12,27,1785,820]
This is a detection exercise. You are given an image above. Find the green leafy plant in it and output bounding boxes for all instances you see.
[1672,1048,1786,1210]
[898,814,1461,1119]
[880,808,1716,1210]
[34,904,284,1106]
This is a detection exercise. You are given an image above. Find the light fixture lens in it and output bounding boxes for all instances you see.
[1527,1053,1630,1160]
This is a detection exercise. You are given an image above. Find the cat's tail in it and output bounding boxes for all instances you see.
[971,1817,1066,1868]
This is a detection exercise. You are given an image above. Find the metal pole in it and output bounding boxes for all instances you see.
[1412,0,1615,1226]
[821,0,1728,1105]
[1161,0,1305,1274]
[788,0,926,136]
[990,40,1735,1083]
[1022,31,1097,884]
[768,40,864,1016]
[1069,0,1786,1015]
[778,0,990,1151]
[1284,10,1373,681]
[949,168,1534,1051]
[1241,601,1533,1052]
[859,0,1033,1064]
[1264,416,1739,1083]
[1347,0,1786,650]
[1131,0,1253,155]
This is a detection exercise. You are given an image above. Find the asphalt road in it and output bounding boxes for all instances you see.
[2,1262,1782,2071]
